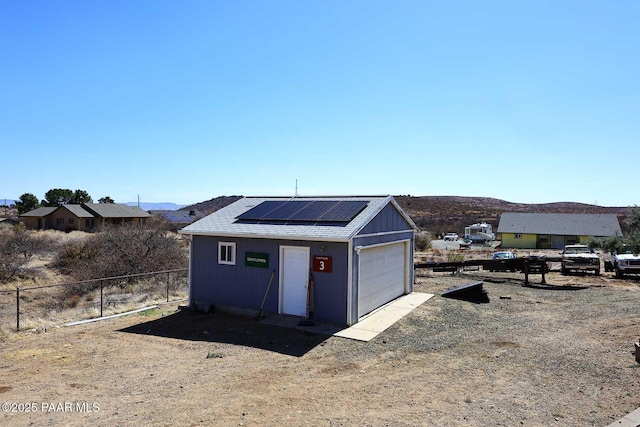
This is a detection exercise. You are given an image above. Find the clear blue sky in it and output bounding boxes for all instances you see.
[2,1,638,207]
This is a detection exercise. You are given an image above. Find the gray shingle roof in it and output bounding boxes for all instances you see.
[62,204,94,218]
[19,207,58,217]
[180,196,414,242]
[82,203,150,218]
[497,213,622,237]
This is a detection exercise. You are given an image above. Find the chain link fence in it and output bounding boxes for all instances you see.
[1,269,188,332]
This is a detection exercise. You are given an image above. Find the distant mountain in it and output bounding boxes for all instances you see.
[182,194,633,235]
[183,196,243,215]
[393,195,632,235]
[126,202,187,211]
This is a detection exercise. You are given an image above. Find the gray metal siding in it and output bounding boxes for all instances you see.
[309,242,349,324]
[191,236,276,312]
[353,231,414,248]
[357,203,414,235]
[191,236,350,324]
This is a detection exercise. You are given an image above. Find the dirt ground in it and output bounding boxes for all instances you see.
[1,261,640,426]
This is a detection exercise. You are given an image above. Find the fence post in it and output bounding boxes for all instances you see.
[166,272,170,302]
[16,287,20,332]
[100,281,103,318]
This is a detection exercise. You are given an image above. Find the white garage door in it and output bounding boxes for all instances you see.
[358,242,407,318]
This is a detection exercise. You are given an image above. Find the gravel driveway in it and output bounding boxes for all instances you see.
[1,269,639,426]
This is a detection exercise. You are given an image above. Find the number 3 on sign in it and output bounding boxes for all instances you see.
[313,256,332,273]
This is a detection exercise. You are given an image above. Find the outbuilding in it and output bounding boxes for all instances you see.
[179,196,418,326]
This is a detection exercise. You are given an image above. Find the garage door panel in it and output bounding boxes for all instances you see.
[358,243,406,318]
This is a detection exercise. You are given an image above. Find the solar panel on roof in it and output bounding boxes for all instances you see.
[236,201,286,220]
[267,200,312,219]
[236,200,369,224]
[319,200,368,221]
[289,201,340,221]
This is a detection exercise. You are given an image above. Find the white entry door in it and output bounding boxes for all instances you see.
[280,246,310,316]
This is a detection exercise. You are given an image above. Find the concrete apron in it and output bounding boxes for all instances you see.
[261,292,433,342]
[334,292,434,341]
[605,407,640,427]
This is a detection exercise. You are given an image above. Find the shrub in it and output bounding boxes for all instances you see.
[0,224,38,282]
[65,294,81,308]
[447,252,465,263]
[415,231,431,252]
[53,222,188,283]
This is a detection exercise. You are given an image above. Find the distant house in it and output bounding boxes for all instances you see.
[80,203,150,227]
[497,212,622,249]
[20,207,59,231]
[151,209,205,227]
[20,203,150,231]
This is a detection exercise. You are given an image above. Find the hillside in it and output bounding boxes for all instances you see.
[393,196,631,236]
[184,195,632,235]
[183,196,243,215]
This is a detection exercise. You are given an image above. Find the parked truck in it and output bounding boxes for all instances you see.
[561,244,601,275]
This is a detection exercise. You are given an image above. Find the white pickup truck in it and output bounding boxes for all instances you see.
[612,250,640,278]
[561,244,601,275]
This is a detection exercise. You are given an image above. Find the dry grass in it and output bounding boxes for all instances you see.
[0,229,90,291]
[0,227,189,334]
[11,278,188,332]
[1,267,188,335]
[38,229,91,244]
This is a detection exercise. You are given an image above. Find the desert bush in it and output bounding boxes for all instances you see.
[65,294,81,308]
[446,252,465,263]
[414,231,431,251]
[592,207,640,255]
[53,222,188,283]
[0,224,43,282]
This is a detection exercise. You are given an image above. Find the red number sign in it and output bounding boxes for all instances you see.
[313,255,332,273]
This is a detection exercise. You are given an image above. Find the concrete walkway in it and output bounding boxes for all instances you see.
[605,408,640,427]
[260,292,433,342]
[334,292,433,341]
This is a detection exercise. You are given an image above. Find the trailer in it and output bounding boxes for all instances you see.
[463,222,495,243]
[415,255,559,286]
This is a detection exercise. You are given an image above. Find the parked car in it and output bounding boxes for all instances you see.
[561,244,600,275]
[443,233,459,241]
[612,250,640,278]
[490,251,516,272]
[491,251,515,260]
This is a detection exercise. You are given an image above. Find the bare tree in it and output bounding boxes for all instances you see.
[0,224,41,282]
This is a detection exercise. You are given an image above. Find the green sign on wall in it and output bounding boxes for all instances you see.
[245,252,269,268]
